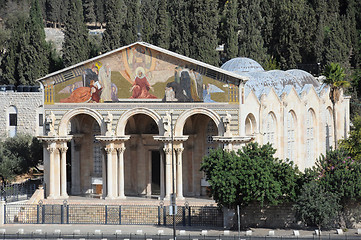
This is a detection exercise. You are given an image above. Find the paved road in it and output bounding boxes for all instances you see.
[0,224,359,239]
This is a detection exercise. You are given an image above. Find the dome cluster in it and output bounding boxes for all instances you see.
[221,58,321,98]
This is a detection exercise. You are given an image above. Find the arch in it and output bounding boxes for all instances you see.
[175,108,224,136]
[116,107,163,135]
[264,111,277,147]
[245,113,257,136]
[7,105,18,137]
[58,107,105,136]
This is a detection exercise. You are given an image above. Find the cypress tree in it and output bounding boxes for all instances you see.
[168,0,191,56]
[62,0,90,67]
[102,0,127,52]
[46,0,61,27]
[223,0,238,61]
[123,0,141,44]
[154,0,170,49]
[94,0,105,28]
[23,0,49,85]
[83,0,96,24]
[189,0,219,66]
[140,0,158,44]
[237,0,268,66]
[271,0,304,69]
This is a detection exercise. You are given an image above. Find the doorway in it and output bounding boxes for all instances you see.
[151,151,161,195]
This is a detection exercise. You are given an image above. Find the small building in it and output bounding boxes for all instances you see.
[35,42,349,200]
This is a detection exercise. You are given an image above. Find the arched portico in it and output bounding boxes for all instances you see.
[175,108,224,136]
[58,107,106,136]
[116,107,164,136]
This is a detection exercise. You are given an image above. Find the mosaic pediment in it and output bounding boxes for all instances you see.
[40,43,240,105]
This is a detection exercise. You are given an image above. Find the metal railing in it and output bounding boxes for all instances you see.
[4,202,223,226]
[0,181,37,203]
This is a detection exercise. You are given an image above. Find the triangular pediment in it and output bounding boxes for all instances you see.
[38,42,247,105]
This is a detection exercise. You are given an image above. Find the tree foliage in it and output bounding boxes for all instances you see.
[294,181,340,230]
[339,115,361,161]
[200,142,300,208]
[62,0,90,67]
[0,134,43,181]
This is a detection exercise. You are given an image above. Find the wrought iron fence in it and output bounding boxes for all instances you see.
[4,202,223,227]
[0,180,37,203]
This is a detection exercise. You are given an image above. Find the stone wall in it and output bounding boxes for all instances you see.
[0,91,44,140]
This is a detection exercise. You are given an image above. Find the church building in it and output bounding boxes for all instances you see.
[37,42,350,200]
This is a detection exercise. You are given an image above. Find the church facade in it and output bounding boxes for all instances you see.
[37,42,350,200]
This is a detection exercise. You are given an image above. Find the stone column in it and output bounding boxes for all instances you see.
[105,145,115,199]
[163,146,172,199]
[101,149,107,199]
[59,144,69,198]
[47,143,56,198]
[117,146,126,199]
[160,149,165,199]
[175,147,184,200]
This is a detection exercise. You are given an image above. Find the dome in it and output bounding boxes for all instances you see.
[221,57,265,73]
[244,72,276,97]
[286,69,321,90]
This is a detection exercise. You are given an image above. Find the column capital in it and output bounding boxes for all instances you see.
[163,147,172,155]
[59,146,68,153]
[116,147,126,154]
[104,147,115,154]
[47,146,57,153]
[175,147,184,154]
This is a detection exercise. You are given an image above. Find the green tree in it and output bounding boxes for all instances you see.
[316,149,361,204]
[94,0,105,28]
[102,0,127,52]
[237,0,268,66]
[21,0,49,85]
[140,0,157,44]
[294,181,340,230]
[222,0,238,61]
[200,142,300,209]
[154,0,170,49]
[123,0,140,44]
[0,134,43,181]
[189,0,219,66]
[168,0,191,56]
[323,62,350,148]
[62,0,90,67]
[83,0,96,24]
[339,115,361,161]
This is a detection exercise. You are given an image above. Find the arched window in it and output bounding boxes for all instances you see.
[326,108,333,151]
[286,111,296,162]
[306,109,315,168]
[8,106,17,137]
[264,112,277,147]
[245,113,257,136]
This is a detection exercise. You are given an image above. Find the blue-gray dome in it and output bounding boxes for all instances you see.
[286,69,321,90]
[221,57,265,73]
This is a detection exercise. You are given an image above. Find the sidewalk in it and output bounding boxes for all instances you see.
[0,224,359,238]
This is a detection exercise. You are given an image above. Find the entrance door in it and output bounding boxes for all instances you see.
[151,151,161,195]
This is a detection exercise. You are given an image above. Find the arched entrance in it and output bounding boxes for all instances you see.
[68,113,103,196]
[124,113,162,197]
[182,114,220,197]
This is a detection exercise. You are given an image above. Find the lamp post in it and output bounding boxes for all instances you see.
[170,110,176,240]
